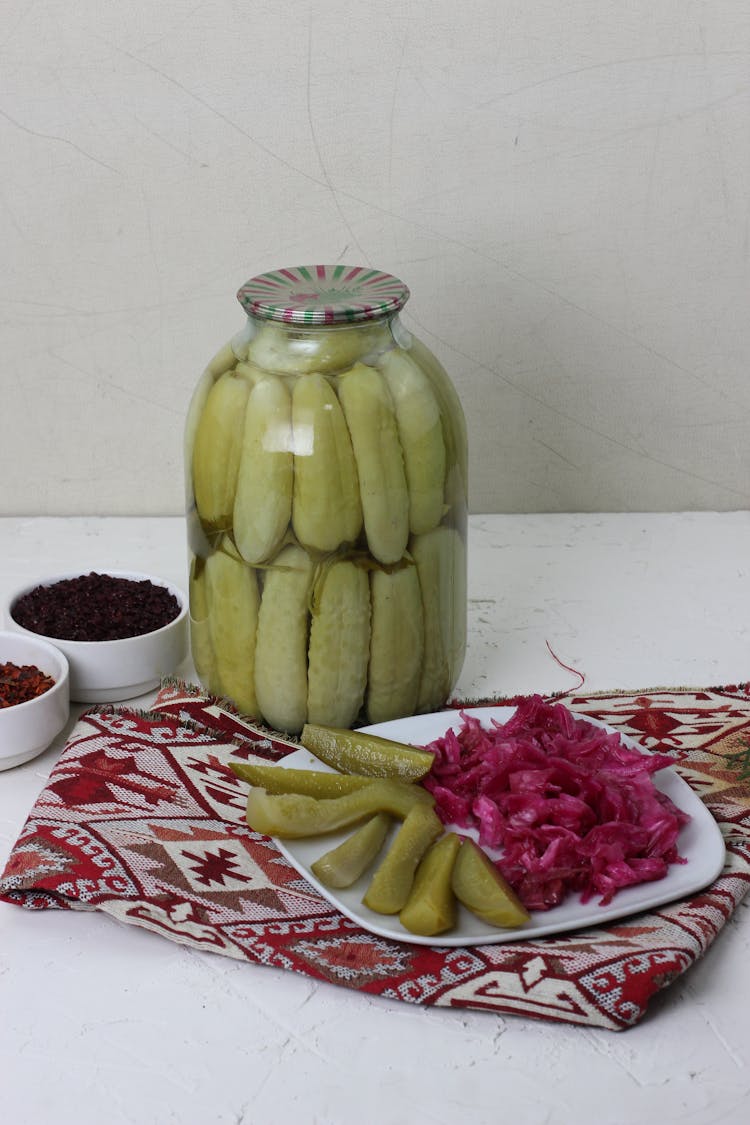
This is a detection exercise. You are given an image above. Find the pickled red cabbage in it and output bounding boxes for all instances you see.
[422,696,690,910]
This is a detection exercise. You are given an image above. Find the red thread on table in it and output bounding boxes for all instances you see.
[545,640,586,691]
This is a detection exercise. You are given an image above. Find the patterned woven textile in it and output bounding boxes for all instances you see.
[2,680,750,1031]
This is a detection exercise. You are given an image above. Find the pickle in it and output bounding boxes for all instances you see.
[254,543,314,734]
[366,560,424,725]
[204,537,260,717]
[300,723,434,781]
[408,337,468,513]
[362,803,443,914]
[233,369,294,565]
[378,348,446,535]
[337,362,410,565]
[191,369,250,530]
[306,559,370,729]
[248,321,392,376]
[291,372,362,554]
[399,832,460,936]
[412,525,465,713]
[311,812,391,889]
[245,778,433,838]
[230,761,373,798]
[451,839,530,928]
[185,368,215,497]
[188,555,215,687]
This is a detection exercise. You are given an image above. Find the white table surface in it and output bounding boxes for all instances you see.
[1,514,749,1125]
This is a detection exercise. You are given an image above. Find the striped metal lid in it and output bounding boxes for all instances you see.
[237,265,409,325]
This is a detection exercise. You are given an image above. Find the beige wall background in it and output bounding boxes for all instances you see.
[2,0,749,516]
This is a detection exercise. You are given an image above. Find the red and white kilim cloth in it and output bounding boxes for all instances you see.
[2,680,750,1031]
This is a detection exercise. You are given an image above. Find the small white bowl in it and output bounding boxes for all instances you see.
[0,630,70,770]
[4,571,189,703]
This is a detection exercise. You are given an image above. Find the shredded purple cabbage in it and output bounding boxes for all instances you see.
[423,696,690,910]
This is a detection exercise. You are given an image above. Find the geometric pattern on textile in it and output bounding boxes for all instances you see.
[2,679,750,1031]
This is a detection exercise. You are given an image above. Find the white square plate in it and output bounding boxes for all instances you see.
[270,707,726,946]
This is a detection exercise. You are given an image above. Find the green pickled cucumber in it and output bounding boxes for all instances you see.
[247,321,393,376]
[191,369,250,530]
[204,537,260,717]
[230,761,373,798]
[451,839,530,928]
[311,813,391,889]
[188,555,215,688]
[408,337,468,519]
[245,779,433,839]
[300,724,434,781]
[399,832,461,936]
[362,803,443,914]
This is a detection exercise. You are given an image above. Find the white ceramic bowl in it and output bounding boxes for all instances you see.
[4,571,189,703]
[0,630,70,770]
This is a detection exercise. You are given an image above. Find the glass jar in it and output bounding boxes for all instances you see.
[185,265,467,734]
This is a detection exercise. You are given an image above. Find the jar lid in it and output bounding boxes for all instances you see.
[237,265,409,325]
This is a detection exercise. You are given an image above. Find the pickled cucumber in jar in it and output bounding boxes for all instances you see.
[184,265,467,733]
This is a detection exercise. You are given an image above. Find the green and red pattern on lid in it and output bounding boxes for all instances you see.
[237,265,409,325]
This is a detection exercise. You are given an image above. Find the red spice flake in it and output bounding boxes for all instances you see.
[422,696,690,911]
[12,573,180,642]
[0,661,56,708]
